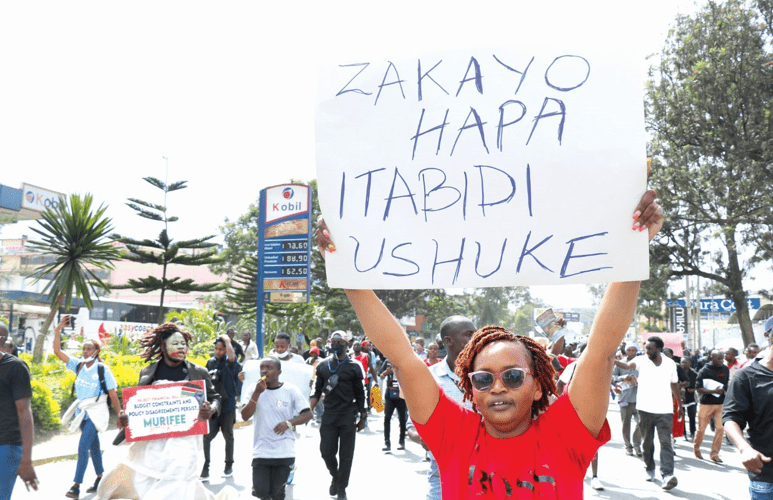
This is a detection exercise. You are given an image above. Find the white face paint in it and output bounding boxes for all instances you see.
[164,332,188,361]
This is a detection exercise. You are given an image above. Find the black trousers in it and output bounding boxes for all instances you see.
[252,458,294,500]
[319,411,357,489]
[384,397,407,446]
[203,409,235,469]
[684,403,697,437]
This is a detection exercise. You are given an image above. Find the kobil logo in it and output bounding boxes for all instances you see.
[282,187,294,199]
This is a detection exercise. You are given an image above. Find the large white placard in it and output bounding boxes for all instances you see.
[316,46,649,289]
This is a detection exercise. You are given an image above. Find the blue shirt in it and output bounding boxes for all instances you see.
[66,357,117,401]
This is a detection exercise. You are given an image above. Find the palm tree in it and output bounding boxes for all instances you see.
[27,194,121,363]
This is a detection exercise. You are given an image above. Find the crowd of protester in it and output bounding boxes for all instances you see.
[0,188,770,499]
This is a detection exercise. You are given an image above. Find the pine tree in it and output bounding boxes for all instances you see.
[112,177,224,323]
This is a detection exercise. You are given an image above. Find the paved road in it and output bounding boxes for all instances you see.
[12,404,748,499]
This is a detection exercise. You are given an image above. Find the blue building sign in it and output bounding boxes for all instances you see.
[666,297,761,313]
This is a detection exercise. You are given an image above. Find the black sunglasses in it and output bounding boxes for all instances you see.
[467,367,532,392]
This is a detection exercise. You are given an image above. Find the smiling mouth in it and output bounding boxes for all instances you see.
[489,401,512,409]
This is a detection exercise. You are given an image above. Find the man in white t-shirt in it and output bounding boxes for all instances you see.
[241,357,311,500]
[614,336,681,491]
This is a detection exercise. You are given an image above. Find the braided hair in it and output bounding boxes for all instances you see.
[455,325,556,418]
[139,322,193,363]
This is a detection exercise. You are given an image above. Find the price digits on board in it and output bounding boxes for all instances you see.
[281,241,308,251]
[281,254,309,263]
[281,266,308,276]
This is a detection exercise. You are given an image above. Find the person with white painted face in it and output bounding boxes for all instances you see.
[98,323,233,500]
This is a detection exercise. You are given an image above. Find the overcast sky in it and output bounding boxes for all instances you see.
[0,0,700,308]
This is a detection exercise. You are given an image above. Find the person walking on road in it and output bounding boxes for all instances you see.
[309,331,367,500]
[241,357,312,500]
[0,322,38,499]
[723,316,773,499]
[614,335,682,490]
[53,316,121,499]
[202,335,242,480]
[694,349,729,463]
[612,344,642,456]
[379,359,407,452]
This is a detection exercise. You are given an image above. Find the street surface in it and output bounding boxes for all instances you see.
[13,404,747,499]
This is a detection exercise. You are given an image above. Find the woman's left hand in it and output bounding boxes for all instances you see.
[631,189,664,242]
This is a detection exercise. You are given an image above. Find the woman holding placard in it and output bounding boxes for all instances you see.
[315,189,663,498]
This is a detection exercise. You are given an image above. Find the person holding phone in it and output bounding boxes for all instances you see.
[53,316,122,499]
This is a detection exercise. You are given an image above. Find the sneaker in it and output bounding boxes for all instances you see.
[329,478,337,496]
[645,469,656,482]
[86,476,102,494]
[662,474,678,490]
[222,467,233,478]
[625,448,634,456]
[382,444,391,453]
[635,447,643,457]
[397,441,406,451]
[200,468,210,482]
[65,484,80,499]
[591,477,604,490]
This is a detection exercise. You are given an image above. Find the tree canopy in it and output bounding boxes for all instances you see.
[646,0,773,346]
[112,177,224,323]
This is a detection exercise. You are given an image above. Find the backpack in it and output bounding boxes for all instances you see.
[71,361,111,407]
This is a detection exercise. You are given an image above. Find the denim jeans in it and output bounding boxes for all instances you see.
[0,444,22,500]
[74,418,103,484]
[750,480,773,500]
[426,454,441,500]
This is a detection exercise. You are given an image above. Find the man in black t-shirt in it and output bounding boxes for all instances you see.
[0,348,38,496]
[723,317,773,496]
[310,331,366,500]
[680,357,698,441]
[694,350,730,462]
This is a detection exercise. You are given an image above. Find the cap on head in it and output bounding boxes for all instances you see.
[330,331,347,342]
[361,340,370,347]
[310,346,320,355]
[765,316,773,333]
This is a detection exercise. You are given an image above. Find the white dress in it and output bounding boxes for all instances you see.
[97,380,237,500]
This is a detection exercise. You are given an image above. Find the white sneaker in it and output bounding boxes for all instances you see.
[661,474,678,490]
[645,469,656,482]
[591,477,604,490]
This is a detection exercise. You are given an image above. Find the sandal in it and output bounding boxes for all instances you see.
[65,484,80,499]
[86,476,102,494]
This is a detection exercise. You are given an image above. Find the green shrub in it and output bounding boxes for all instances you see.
[30,379,61,432]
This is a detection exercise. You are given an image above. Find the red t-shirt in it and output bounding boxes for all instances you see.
[414,389,609,499]
[355,353,369,374]
[424,358,441,367]
[557,355,576,369]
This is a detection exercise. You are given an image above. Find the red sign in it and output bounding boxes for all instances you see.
[643,332,684,357]
[122,380,208,442]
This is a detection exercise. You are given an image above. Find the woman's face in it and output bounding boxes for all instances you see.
[471,341,542,438]
[82,341,98,359]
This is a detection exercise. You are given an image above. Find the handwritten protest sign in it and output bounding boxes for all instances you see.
[316,46,648,289]
[122,380,208,442]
